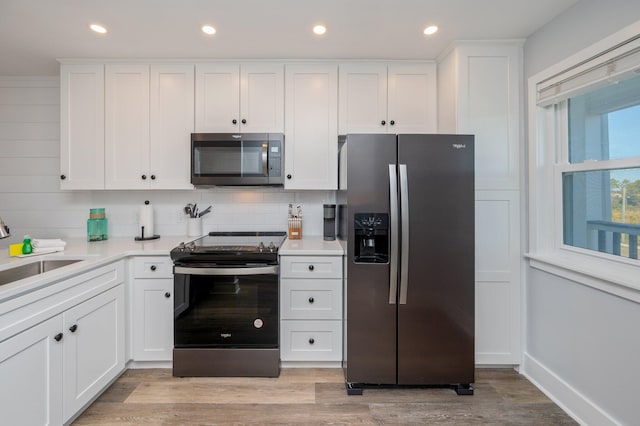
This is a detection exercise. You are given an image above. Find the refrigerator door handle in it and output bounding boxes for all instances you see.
[388,164,399,305]
[399,164,409,305]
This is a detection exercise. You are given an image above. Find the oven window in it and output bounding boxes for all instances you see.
[193,140,267,177]
[174,273,278,348]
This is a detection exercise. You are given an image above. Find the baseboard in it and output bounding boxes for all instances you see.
[127,360,172,369]
[280,361,342,369]
[522,353,619,426]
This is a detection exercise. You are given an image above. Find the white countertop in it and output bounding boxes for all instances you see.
[0,236,186,302]
[279,236,344,255]
[0,235,344,302]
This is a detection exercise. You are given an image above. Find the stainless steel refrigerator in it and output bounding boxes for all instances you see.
[338,134,475,395]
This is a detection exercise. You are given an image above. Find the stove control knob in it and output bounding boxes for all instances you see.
[258,241,265,252]
[177,242,186,252]
[187,242,196,251]
[268,242,276,252]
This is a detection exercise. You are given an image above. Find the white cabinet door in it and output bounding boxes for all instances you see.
[0,316,63,426]
[195,64,240,133]
[132,278,174,361]
[62,285,125,422]
[338,63,388,134]
[60,64,105,189]
[105,64,151,189]
[387,63,437,133]
[150,64,194,189]
[240,64,284,133]
[284,64,338,190]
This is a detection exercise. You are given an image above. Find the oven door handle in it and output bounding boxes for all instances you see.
[174,265,279,276]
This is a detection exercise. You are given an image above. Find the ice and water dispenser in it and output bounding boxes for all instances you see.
[353,213,389,263]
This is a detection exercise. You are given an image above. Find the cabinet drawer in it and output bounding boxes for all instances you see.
[280,320,342,361]
[281,279,342,320]
[133,256,173,279]
[279,256,342,279]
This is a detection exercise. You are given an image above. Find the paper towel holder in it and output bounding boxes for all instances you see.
[134,200,160,241]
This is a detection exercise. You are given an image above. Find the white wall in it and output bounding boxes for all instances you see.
[524,1,640,424]
[0,76,332,249]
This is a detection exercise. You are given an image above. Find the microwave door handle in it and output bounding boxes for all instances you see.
[262,143,269,176]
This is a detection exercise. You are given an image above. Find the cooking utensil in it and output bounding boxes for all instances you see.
[198,205,212,217]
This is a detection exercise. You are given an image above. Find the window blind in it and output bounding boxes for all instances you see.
[537,35,640,106]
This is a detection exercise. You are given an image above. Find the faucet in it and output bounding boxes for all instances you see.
[0,215,10,239]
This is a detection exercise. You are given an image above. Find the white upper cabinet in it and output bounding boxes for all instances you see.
[284,64,338,190]
[60,64,105,189]
[149,64,195,189]
[105,64,194,190]
[339,62,437,134]
[105,64,151,189]
[195,63,284,133]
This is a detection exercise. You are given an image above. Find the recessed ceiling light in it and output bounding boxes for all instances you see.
[202,25,216,35]
[89,24,107,34]
[423,25,438,36]
[313,25,327,36]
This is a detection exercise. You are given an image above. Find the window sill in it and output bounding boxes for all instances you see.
[526,251,640,303]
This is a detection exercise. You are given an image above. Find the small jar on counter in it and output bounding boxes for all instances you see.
[87,208,108,241]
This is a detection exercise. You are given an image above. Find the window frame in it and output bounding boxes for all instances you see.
[527,21,640,303]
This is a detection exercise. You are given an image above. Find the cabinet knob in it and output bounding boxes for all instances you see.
[69,324,78,333]
[241,119,247,124]
[381,120,386,125]
[150,175,156,180]
[286,174,292,179]
[150,265,157,271]
[308,297,314,304]
[60,174,66,180]
[390,120,395,126]
[308,338,315,345]
[308,265,314,271]
[54,333,63,342]
[165,292,171,298]
[232,119,238,124]
[141,174,147,180]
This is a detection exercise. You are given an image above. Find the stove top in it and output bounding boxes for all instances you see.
[170,231,287,264]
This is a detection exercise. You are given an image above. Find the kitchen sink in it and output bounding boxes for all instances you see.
[0,259,84,286]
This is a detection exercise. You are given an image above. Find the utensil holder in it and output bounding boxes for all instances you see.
[187,217,203,237]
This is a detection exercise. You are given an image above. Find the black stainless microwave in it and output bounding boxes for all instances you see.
[191,133,284,186]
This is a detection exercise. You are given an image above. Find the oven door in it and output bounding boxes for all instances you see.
[173,265,279,349]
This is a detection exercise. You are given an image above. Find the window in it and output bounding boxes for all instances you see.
[562,74,640,259]
[528,28,640,298]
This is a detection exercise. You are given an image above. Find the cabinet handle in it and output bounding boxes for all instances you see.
[308,338,315,345]
[241,119,247,124]
[151,175,156,180]
[286,174,292,180]
[390,120,395,126]
[54,333,63,342]
[69,324,78,333]
[165,292,171,298]
[232,119,237,124]
[308,265,314,271]
[150,265,157,271]
[60,174,66,180]
[381,120,386,125]
[308,297,314,304]
[141,174,147,180]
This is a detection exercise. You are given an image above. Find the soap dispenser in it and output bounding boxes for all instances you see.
[22,235,33,254]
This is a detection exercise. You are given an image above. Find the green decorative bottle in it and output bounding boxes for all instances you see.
[87,208,108,241]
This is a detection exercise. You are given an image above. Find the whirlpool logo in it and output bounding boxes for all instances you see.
[221,333,232,338]
[452,144,466,149]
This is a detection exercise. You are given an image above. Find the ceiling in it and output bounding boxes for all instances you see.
[0,0,579,76]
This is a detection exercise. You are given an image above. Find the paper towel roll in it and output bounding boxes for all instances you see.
[139,202,154,237]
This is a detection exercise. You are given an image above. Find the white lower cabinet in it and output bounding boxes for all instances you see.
[0,261,125,426]
[279,254,343,364]
[131,256,174,361]
[63,285,125,422]
[0,316,63,426]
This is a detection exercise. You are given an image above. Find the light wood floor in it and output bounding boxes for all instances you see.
[73,368,576,425]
